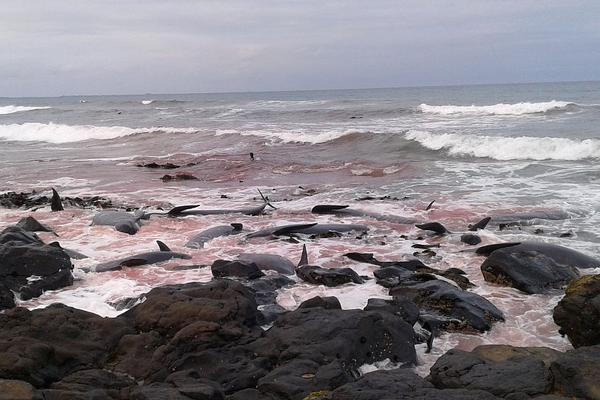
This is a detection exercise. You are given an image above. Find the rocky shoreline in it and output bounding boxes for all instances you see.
[1,190,600,399]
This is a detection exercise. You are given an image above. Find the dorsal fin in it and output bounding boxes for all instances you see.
[231,223,243,230]
[157,240,171,252]
[51,188,64,211]
[298,244,309,267]
[468,216,492,231]
[311,205,349,214]
[168,204,200,215]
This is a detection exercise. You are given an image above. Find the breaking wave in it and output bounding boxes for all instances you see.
[404,130,600,161]
[418,100,575,116]
[0,105,51,115]
[0,123,198,143]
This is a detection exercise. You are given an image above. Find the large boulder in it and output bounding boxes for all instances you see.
[0,226,73,309]
[553,274,600,347]
[296,265,364,287]
[480,242,599,294]
[390,280,504,332]
[0,304,134,387]
[430,344,600,400]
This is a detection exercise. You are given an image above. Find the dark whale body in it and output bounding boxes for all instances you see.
[185,223,243,249]
[246,223,368,239]
[95,241,191,272]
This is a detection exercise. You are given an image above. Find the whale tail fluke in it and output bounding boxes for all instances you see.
[257,188,276,210]
[298,244,309,267]
[168,204,200,216]
[51,188,64,211]
[157,240,171,252]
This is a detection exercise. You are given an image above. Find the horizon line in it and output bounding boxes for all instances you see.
[3,78,599,99]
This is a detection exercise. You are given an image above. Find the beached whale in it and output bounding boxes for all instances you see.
[311,204,416,224]
[237,253,296,275]
[185,223,243,249]
[245,222,369,239]
[91,210,149,235]
[167,189,275,217]
[94,241,191,272]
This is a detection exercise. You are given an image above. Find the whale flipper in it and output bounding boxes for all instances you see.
[157,240,171,252]
[51,188,64,211]
[298,244,309,267]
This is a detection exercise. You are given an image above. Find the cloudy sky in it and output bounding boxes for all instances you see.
[2,1,599,97]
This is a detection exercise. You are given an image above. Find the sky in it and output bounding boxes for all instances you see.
[1,1,600,97]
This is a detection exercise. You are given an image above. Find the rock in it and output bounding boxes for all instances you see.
[331,369,501,400]
[460,234,481,245]
[0,191,113,210]
[137,162,180,169]
[248,306,417,399]
[0,379,35,400]
[363,297,419,326]
[390,280,504,332]
[430,345,560,398]
[0,226,73,309]
[299,296,342,310]
[296,265,364,287]
[553,274,600,347]
[211,260,265,280]
[0,304,134,387]
[479,242,599,294]
[161,173,198,182]
[550,345,600,400]
[44,369,134,399]
[15,216,55,234]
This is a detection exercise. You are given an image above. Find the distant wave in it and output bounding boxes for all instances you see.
[405,130,600,160]
[216,128,366,144]
[0,123,198,143]
[141,99,185,105]
[0,105,51,115]
[418,100,575,116]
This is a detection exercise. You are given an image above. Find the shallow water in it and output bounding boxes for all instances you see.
[2,81,600,374]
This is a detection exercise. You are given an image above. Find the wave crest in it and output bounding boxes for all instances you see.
[405,130,600,161]
[0,123,198,143]
[418,100,574,116]
[0,105,51,115]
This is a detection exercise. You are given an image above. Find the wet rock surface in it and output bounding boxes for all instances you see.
[0,191,114,209]
[479,242,599,294]
[0,226,73,310]
[553,274,600,347]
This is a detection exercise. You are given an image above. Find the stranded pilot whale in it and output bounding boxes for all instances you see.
[311,204,416,224]
[245,222,369,239]
[94,241,191,272]
[167,189,275,217]
[91,210,150,235]
[185,223,244,249]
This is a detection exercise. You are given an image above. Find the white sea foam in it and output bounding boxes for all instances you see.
[0,123,198,143]
[219,128,364,144]
[418,100,574,115]
[405,130,600,161]
[0,105,51,115]
[141,100,154,105]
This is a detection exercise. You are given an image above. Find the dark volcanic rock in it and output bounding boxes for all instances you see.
[0,226,73,309]
[137,162,180,169]
[0,191,113,210]
[299,296,342,310]
[460,234,481,245]
[296,265,364,287]
[430,344,600,400]
[331,369,501,400]
[211,259,265,280]
[16,216,55,234]
[363,297,419,326]
[430,345,559,398]
[553,274,600,347]
[390,280,504,332]
[0,304,134,387]
[161,173,198,182]
[479,242,599,294]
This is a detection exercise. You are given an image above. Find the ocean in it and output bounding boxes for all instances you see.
[1,80,599,373]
